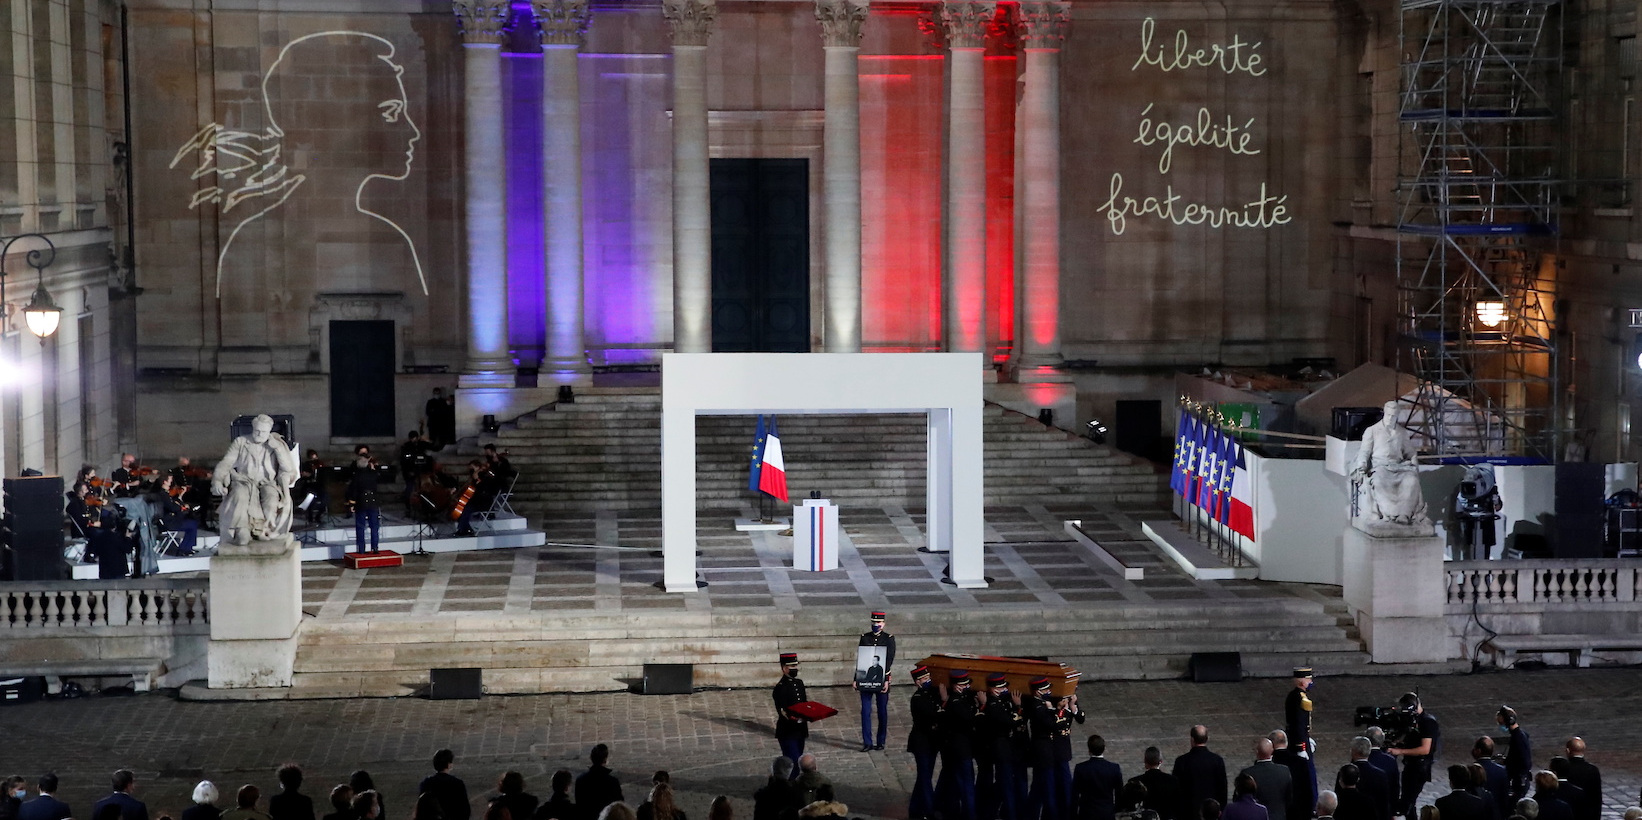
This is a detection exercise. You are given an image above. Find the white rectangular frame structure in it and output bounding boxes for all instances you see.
[662,352,987,592]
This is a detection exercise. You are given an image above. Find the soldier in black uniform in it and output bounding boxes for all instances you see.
[980,672,1029,820]
[855,611,897,752]
[1027,677,1083,820]
[937,670,980,820]
[1284,667,1318,799]
[908,664,942,820]
[773,652,810,779]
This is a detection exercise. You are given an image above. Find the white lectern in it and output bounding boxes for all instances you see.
[793,497,840,571]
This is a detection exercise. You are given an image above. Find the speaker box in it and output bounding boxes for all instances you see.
[1188,652,1242,682]
[5,475,63,534]
[429,667,482,700]
[1554,463,1605,558]
[642,663,694,695]
[1331,407,1384,441]
[1116,400,1163,460]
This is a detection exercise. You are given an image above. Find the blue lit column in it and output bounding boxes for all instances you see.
[456,0,513,386]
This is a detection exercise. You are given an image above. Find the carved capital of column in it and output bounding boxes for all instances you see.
[531,0,592,46]
[1016,1,1069,50]
[936,0,996,49]
[664,0,718,47]
[815,0,869,48]
[453,0,511,45]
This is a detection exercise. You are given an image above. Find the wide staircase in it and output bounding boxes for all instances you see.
[287,594,1444,698]
[477,386,1166,516]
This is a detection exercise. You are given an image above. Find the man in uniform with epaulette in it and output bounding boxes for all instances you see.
[855,611,896,752]
[937,670,981,820]
[981,672,1028,820]
[1284,667,1318,799]
[1027,677,1084,820]
[908,664,943,820]
[773,652,810,779]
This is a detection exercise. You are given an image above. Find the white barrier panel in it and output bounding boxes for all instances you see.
[661,353,987,592]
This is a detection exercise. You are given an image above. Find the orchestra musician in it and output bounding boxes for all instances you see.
[347,453,382,553]
[482,443,515,483]
[110,453,142,497]
[65,480,94,537]
[304,449,325,476]
[293,464,329,526]
[452,459,492,537]
[155,474,199,556]
[82,509,134,580]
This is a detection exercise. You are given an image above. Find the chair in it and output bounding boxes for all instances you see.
[155,522,187,556]
[482,472,519,519]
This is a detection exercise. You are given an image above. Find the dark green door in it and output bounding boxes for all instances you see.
[710,158,810,352]
[330,320,396,437]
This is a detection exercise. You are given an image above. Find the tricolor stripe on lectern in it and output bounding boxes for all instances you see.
[809,503,826,568]
[759,416,790,503]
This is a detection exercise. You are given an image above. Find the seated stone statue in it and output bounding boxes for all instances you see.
[211,414,299,546]
[1349,400,1433,536]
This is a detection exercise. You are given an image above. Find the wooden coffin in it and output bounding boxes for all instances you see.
[918,653,1081,698]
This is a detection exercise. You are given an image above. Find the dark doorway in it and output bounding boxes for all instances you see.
[330,320,396,438]
[710,158,810,352]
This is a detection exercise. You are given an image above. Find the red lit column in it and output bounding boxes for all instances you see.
[1015,2,1068,378]
[455,0,513,386]
[939,1,994,357]
[817,0,869,353]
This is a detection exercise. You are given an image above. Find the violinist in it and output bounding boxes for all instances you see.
[293,464,329,527]
[304,448,325,476]
[65,481,94,537]
[155,474,198,556]
[347,453,382,553]
[111,453,141,497]
[82,509,133,580]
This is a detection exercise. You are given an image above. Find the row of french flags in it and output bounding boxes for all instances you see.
[748,414,790,503]
[1171,412,1255,539]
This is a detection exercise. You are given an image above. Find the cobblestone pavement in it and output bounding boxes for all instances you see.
[297,504,1326,618]
[4,669,1642,820]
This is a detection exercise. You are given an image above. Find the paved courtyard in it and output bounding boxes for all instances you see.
[4,669,1642,820]
[298,503,1324,618]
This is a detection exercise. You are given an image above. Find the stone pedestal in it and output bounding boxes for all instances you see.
[1342,526,1450,663]
[207,535,302,688]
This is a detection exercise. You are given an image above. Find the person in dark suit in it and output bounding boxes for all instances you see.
[492,772,537,820]
[1223,776,1268,820]
[574,744,625,819]
[1174,725,1229,815]
[1238,739,1292,820]
[1472,738,1510,818]
[91,771,149,820]
[347,456,382,553]
[1333,766,1374,820]
[1134,746,1183,820]
[269,766,315,820]
[1072,735,1124,820]
[530,771,575,820]
[1434,766,1489,820]
[1270,732,1313,820]
[419,750,471,820]
[1316,790,1338,820]
[1465,764,1502,820]
[18,774,71,820]
[1364,729,1401,815]
[752,759,793,820]
[1345,737,1391,820]
[1546,760,1587,820]
[1531,772,1575,820]
[84,513,132,580]
[906,665,941,820]
[1561,739,1601,820]
[1497,708,1533,802]
[179,782,221,820]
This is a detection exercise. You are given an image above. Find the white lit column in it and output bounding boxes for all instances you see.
[534,0,594,380]
[1015,2,1068,377]
[456,0,513,386]
[939,1,994,356]
[665,0,717,354]
[817,0,868,353]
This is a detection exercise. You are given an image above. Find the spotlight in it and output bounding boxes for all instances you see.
[557,384,576,404]
[482,414,500,435]
[1037,408,1054,427]
[1475,300,1507,328]
[1084,419,1108,444]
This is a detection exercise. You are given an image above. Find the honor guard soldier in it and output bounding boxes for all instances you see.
[773,652,809,778]
[980,672,1029,820]
[1284,667,1318,796]
[908,664,942,820]
[855,611,897,752]
[1027,677,1084,820]
[938,670,981,820]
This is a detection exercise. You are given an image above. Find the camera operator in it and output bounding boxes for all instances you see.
[1386,694,1440,820]
[1496,707,1532,802]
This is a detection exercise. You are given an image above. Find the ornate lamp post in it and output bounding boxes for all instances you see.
[0,233,61,339]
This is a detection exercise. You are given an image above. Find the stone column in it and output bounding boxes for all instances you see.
[938,1,994,356]
[665,0,717,354]
[1015,3,1068,378]
[534,0,594,381]
[456,0,514,387]
[817,0,868,353]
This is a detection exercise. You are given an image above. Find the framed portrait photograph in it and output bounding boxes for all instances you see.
[854,646,888,684]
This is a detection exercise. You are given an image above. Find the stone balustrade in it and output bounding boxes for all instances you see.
[1445,559,1640,606]
[0,578,210,630]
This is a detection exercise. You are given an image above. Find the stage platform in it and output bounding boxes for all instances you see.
[70,513,547,580]
[181,502,1468,700]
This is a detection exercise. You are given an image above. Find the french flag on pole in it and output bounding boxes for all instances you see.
[756,415,790,503]
[1228,443,1255,539]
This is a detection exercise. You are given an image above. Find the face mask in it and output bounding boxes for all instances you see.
[871,623,882,633]
[787,667,800,677]
[14,791,25,800]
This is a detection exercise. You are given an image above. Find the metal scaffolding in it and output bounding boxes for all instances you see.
[1396,0,1564,459]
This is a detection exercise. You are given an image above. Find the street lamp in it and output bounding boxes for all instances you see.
[0,233,60,338]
